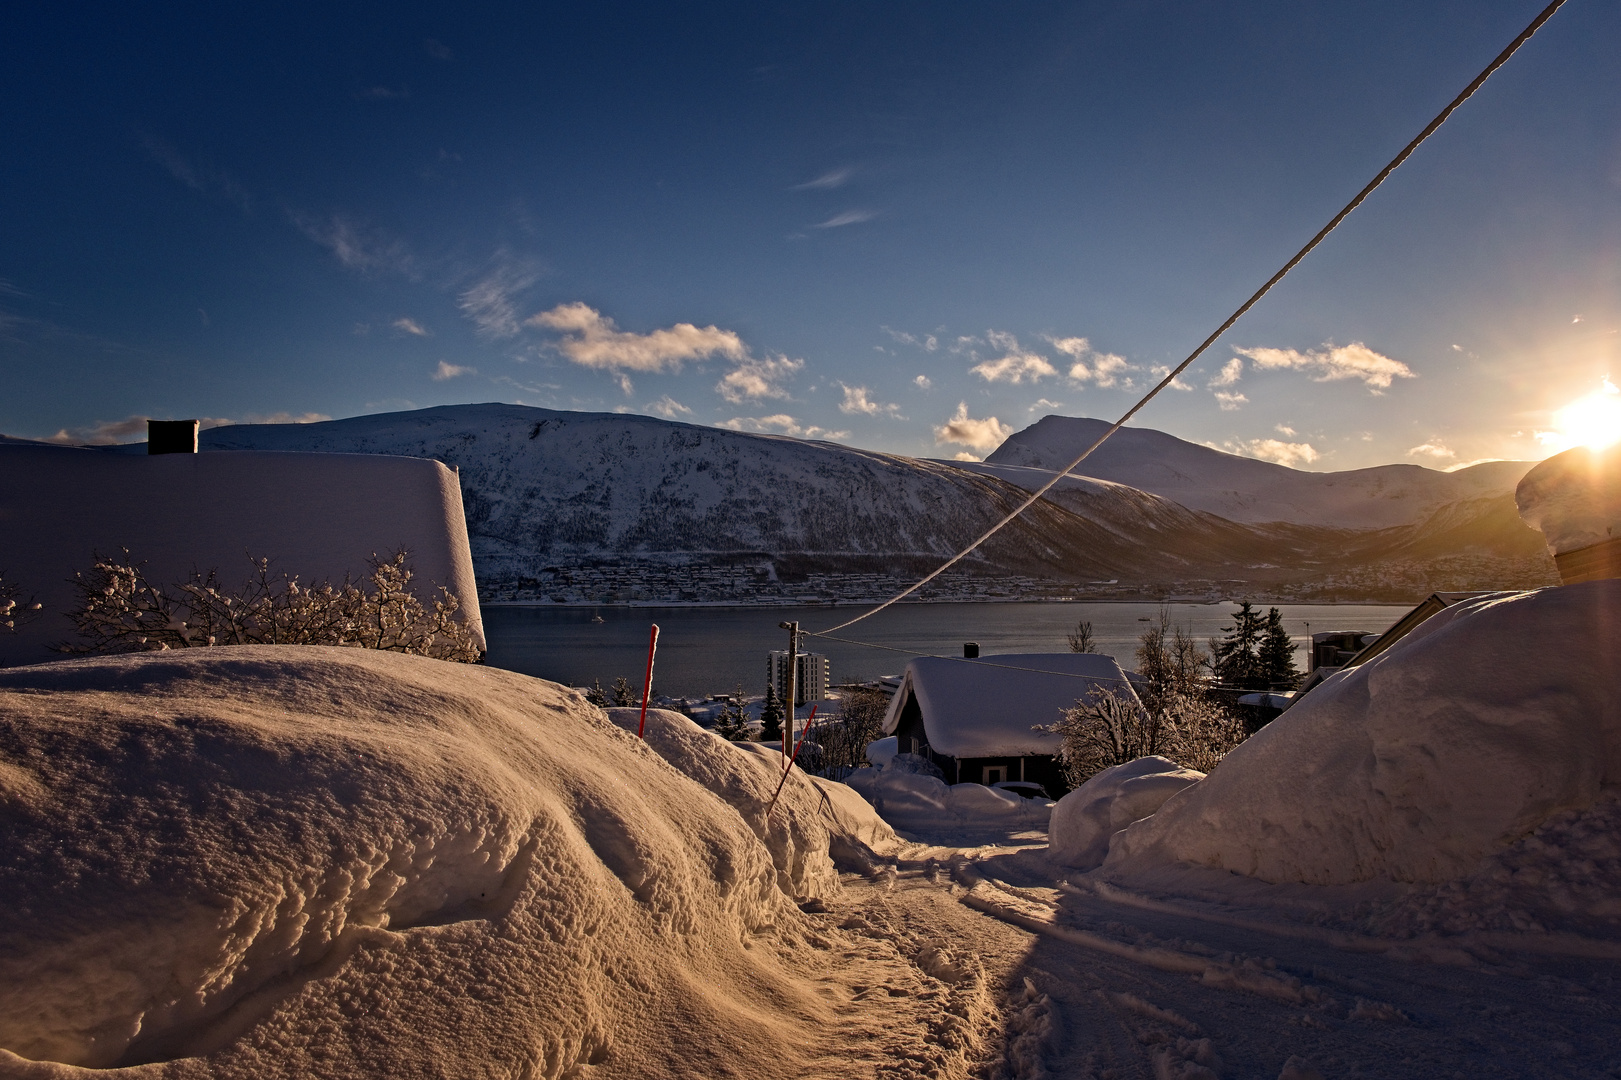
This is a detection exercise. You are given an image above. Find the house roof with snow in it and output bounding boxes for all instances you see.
[0,445,482,666]
[880,652,1137,759]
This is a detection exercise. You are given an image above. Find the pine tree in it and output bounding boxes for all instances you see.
[757,683,784,744]
[1066,619,1095,653]
[714,690,751,741]
[1210,600,1266,690]
[585,679,608,706]
[1258,607,1301,690]
[610,676,637,706]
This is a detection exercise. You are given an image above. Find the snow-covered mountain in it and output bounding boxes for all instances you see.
[986,415,1531,529]
[195,404,1554,599]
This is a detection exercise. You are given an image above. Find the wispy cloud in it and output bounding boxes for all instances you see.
[645,396,693,419]
[1214,391,1248,411]
[1276,424,1297,436]
[424,38,454,61]
[1030,398,1064,412]
[1408,441,1455,460]
[393,317,431,337]
[43,411,327,444]
[719,414,846,439]
[716,354,803,403]
[814,210,876,229]
[933,402,1012,453]
[1234,341,1415,392]
[969,332,1056,384]
[1050,336,1133,387]
[1208,357,1243,388]
[1228,438,1319,467]
[239,412,332,425]
[914,375,932,390]
[838,383,902,417]
[882,326,939,351]
[432,360,476,380]
[358,85,409,100]
[531,302,747,374]
[289,210,416,277]
[143,137,252,212]
[791,167,852,191]
[459,260,541,338]
[1149,365,1194,391]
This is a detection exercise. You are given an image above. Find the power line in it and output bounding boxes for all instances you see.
[802,628,1136,687]
[819,0,1569,637]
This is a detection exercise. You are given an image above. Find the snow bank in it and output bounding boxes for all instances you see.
[1104,582,1621,887]
[603,707,898,891]
[865,735,898,767]
[1515,442,1621,556]
[844,769,1053,835]
[1048,757,1203,870]
[0,445,483,667]
[0,648,815,1075]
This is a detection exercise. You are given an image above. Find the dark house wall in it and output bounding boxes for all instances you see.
[892,687,1069,797]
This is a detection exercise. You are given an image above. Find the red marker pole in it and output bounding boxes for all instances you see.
[766,704,818,814]
[636,623,660,739]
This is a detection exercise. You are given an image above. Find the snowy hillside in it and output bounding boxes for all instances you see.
[987,414,1531,529]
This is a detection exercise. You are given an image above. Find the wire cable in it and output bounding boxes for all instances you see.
[818,0,1568,637]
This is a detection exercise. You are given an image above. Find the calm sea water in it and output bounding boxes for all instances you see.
[481,601,1409,698]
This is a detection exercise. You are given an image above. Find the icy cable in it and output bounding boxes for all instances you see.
[808,629,1137,688]
[815,0,1569,638]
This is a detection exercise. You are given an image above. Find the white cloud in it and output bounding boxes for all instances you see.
[1208,358,1243,388]
[1149,365,1194,390]
[1214,391,1248,411]
[814,210,876,229]
[1030,398,1065,412]
[433,361,476,380]
[1050,335,1133,387]
[716,354,804,403]
[1230,438,1320,467]
[645,396,693,419]
[882,327,939,351]
[718,414,846,439]
[1275,424,1297,436]
[1234,341,1415,391]
[288,211,415,277]
[44,411,327,445]
[791,168,852,190]
[970,341,1057,384]
[393,317,431,337]
[1407,441,1455,459]
[1443,457,1505,472]
[144,137,252,212]
[951,452,981,462]
[933,402,1013,453]
[460,262,542,339]
[914,375,932,390]
[238,412,332,425]
[838,384,902,417]
[530,303,748,375]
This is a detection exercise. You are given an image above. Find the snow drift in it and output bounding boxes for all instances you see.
[0,648,855,1076]
[1048,757,1203,870]
[844,768,1054,836]
[1103,582,1621,887]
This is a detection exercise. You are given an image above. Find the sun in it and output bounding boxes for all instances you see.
[1537,378,1621,454]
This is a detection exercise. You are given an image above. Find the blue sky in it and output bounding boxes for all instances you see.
[2,1,1617,470]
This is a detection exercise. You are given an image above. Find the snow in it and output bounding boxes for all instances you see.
[0,646,893,1075]
[865,734,899,767]
[881,652,1136,758]
[1048,757,1204,870]
[1102,581,1621,888]
[0,445,483,667]
[843,767,1054,838]
[1515,441,1621,556]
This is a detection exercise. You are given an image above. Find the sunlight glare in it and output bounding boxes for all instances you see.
[1537,377,1621,454]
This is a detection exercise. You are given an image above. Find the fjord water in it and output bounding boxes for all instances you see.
[482,601,1409,698]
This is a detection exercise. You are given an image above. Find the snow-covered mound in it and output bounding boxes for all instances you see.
[1048,757,1203,870]
[1103,582,1621,887]
[0,648,825,1075]
[1516,442,1621,556]
[603,707,898,890]
[845,769,1053,836]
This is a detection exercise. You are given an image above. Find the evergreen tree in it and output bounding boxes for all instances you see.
[1066,619,1095,653]
[757,683,784,744]
[610,676,637,706]
[714,689,751,741]
[585,679,608,706]
[1258,607,1301,690]
[1210,600,1266,690]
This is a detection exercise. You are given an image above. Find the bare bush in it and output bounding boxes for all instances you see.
[58,550,482,663]
[1,572,41,632]
[810,686,890,780]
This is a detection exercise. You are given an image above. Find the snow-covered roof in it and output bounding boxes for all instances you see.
[0,445,482,665]
[881,652,1137,758]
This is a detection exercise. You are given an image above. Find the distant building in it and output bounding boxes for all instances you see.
[767,650,829,706]
[880,652,1138,797]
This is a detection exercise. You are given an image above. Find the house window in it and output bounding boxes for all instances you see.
[984,766,1003,785]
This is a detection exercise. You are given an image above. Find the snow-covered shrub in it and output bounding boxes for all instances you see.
[58,549,481,662]
[1047,685,1245,785]
[0,572,41,632]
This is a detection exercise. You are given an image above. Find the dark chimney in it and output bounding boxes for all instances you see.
[148,419,199,455]
[963,642,979,659]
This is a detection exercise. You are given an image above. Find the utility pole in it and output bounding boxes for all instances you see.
[778,620,798,758]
